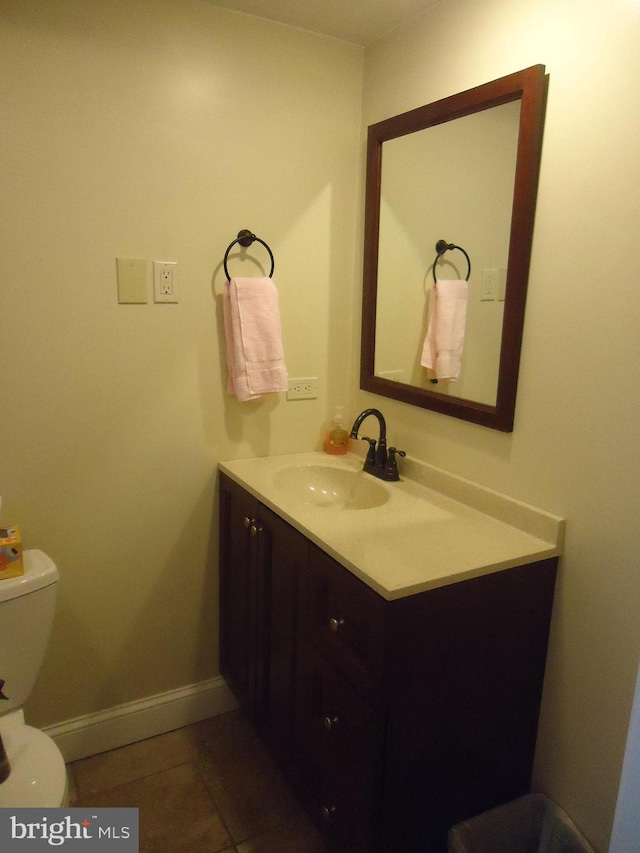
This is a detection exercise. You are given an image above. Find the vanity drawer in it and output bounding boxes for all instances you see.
[295,643,383,776]
[295,752,379,853]
[303,545,387,703]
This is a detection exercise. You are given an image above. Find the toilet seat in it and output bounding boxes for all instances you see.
[0,710,68,807]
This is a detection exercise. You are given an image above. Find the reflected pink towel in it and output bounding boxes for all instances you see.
[223,277,288,402]
[421,279,468,380]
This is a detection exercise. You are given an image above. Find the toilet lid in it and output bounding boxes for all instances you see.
[0,722,67,807]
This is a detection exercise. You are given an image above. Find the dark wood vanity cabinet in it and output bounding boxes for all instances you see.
[219,472,558,852]
[219,473,306,768]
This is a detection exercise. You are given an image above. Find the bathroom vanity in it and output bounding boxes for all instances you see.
[218,452,564,852]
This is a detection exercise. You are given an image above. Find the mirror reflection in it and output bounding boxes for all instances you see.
[361,65,548,432]
[375,100,521,406]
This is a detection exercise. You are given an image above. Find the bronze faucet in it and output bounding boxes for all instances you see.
[349,408,405,481]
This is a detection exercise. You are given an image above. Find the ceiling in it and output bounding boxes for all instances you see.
[204,0,442,46]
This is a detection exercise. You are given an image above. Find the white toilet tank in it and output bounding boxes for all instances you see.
[0,550,59,715]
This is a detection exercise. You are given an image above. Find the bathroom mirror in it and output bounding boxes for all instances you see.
[361,65,548,431]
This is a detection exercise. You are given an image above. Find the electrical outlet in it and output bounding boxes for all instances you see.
[287,377,318,400]
[153,261,178,303]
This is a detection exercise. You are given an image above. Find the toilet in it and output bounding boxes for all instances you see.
[0,549,68,807]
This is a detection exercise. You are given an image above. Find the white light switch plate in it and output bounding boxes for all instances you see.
[116,258,147,303]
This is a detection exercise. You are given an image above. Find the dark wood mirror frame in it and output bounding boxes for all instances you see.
[361,65,548,432]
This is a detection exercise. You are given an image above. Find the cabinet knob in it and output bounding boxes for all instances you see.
[323,715,339,732]
[329,617,345,633]
[243,517,262,536]
[321,805,337,822]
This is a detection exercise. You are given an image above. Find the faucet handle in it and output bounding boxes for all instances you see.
[388,447,405,457]
[384,447,406,481]
[361,436,377,465]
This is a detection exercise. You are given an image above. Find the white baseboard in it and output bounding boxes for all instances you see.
[44,677,239,763]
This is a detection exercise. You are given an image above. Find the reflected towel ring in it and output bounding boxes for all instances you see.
[223,229,275,281]
[432,239,471,282]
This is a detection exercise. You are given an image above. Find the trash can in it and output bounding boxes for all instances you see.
[448,793,595,853]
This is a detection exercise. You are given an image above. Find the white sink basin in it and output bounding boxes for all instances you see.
[272,464,389,510]
[220,452,565,599]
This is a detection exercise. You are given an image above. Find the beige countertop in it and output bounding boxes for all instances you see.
[219,451,564,601]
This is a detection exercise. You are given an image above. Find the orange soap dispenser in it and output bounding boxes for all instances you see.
[323,406,350,456]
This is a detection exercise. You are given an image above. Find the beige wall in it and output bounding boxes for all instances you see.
[356,0,640,849]
[3,0,640,849]
[1,0,362,723]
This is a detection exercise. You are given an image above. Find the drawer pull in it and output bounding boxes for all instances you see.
[243,516,253,528]
[321,805,337,822]
[250,522,262,537]
[329,617,345,633]
[323,715,339,732]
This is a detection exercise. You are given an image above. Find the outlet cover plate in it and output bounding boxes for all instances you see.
[287,377,318,400]
[153,261,178,303]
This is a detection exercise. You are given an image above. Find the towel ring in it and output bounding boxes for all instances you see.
[432,239,471,282]
[223,229,275,281]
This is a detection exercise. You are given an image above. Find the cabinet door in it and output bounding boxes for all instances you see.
[219,475,307,768]
[219,474,261,719]
[259,504,307,769]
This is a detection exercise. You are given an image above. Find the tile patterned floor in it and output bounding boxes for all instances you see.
[67,710,328,852]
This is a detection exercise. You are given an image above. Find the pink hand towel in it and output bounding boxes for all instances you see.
[421,279,468,380]
[223,277,288,402]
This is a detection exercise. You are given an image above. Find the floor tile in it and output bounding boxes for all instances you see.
[72,727,199,798]
[236,812,327,852]
[67,712,328,852]
[189,710,262,761]
[66,765,79,805]
[192,712,304,841]
[75,761,232,853]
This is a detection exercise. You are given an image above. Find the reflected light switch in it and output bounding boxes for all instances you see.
[481,269,498,301]
[117,258,148,303]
